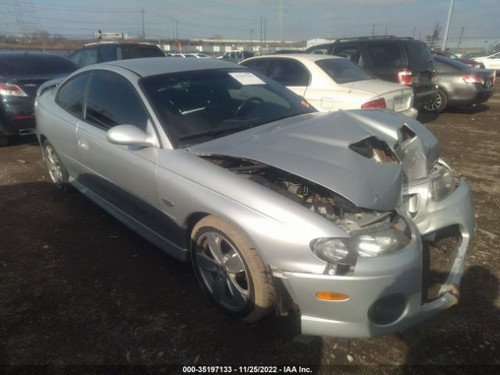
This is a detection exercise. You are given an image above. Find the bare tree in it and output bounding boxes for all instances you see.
[30,29,50,40]
[426,23,441,49]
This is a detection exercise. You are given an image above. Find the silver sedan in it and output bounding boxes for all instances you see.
[35,57,475,338]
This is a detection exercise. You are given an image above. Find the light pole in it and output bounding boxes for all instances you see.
[441,0,455,51]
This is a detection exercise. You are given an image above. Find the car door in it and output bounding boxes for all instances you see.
[75,69,165,235]
[266,58,309,97]
[51,71,91,174]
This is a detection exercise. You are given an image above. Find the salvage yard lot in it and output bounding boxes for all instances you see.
[1,86,499,374]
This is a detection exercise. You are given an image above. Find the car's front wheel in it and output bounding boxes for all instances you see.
[191,216,276,322]
[424,88,448,113]
[42,140,70,192]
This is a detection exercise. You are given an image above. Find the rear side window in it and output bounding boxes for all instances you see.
[56,72,90,118]
[99,45,118,63]
[368,43,403,67]
[85,70,149,130]
[121,45,165,59]
[266,59,310,86]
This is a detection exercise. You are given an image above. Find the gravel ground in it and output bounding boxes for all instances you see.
[1,86,499,375]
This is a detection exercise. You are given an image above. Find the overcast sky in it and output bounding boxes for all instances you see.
[2,0,499,43]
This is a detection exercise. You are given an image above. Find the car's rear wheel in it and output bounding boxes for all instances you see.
[43,140,70,192]
[424,88,448,113]
[191,216,276,322]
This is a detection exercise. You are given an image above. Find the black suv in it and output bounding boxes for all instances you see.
[68,42,165,68]
[305,36,436,109]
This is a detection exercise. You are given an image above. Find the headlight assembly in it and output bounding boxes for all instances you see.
[310,215,412,265]
[429,162,458,202]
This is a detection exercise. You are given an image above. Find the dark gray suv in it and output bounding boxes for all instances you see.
[68,42,165,68]
[306,37,437,110]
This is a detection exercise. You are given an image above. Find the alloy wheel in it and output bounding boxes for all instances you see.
[193,230,250,312]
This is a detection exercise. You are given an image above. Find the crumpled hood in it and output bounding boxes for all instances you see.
[190,109,439,211]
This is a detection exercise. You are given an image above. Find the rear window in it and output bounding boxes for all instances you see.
[407,41,433,66]
[316,58,373,83]
[0,54,77,76]
[367,43,403,67]
[121,45,165,59]
[434,55,471,72]
[241,59,269,74]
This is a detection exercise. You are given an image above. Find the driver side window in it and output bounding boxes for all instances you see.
[85,70,149,131]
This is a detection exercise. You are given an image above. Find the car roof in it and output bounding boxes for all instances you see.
[86,57,246,77]
[244,53,345,63]
[0,51,67,59]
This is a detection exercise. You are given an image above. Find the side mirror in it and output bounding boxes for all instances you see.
[106,125,156,147]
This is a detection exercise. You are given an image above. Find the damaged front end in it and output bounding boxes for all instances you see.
[191,109,475,337]
[202,154,413,276]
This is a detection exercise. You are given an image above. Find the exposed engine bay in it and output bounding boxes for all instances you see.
[203,155,396,234]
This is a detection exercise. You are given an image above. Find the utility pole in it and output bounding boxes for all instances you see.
[372,24,375,36]
[260,17,262,44]
[264,17,267,44]
[278,0,284,42]
[141,9,145,40]
[442,0,455,51]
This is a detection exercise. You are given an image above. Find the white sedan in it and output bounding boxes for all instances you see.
[241,54,417,118]
[472,52,500,72]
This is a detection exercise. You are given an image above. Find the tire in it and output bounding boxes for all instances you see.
[190,216,277,322]
[424,88,448,113]
[42,140,70,192]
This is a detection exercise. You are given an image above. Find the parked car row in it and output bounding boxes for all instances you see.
[1,37,496,146]
[304,36,437,111]
[248,36,495,115]
[241,54,417,117]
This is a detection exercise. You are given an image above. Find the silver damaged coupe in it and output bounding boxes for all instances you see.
[35,58,475,338]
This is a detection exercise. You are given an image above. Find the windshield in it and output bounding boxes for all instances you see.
[141,68,314,147]
[316,58,373,84]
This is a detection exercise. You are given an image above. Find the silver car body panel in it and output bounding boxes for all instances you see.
[35,59,475,338]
